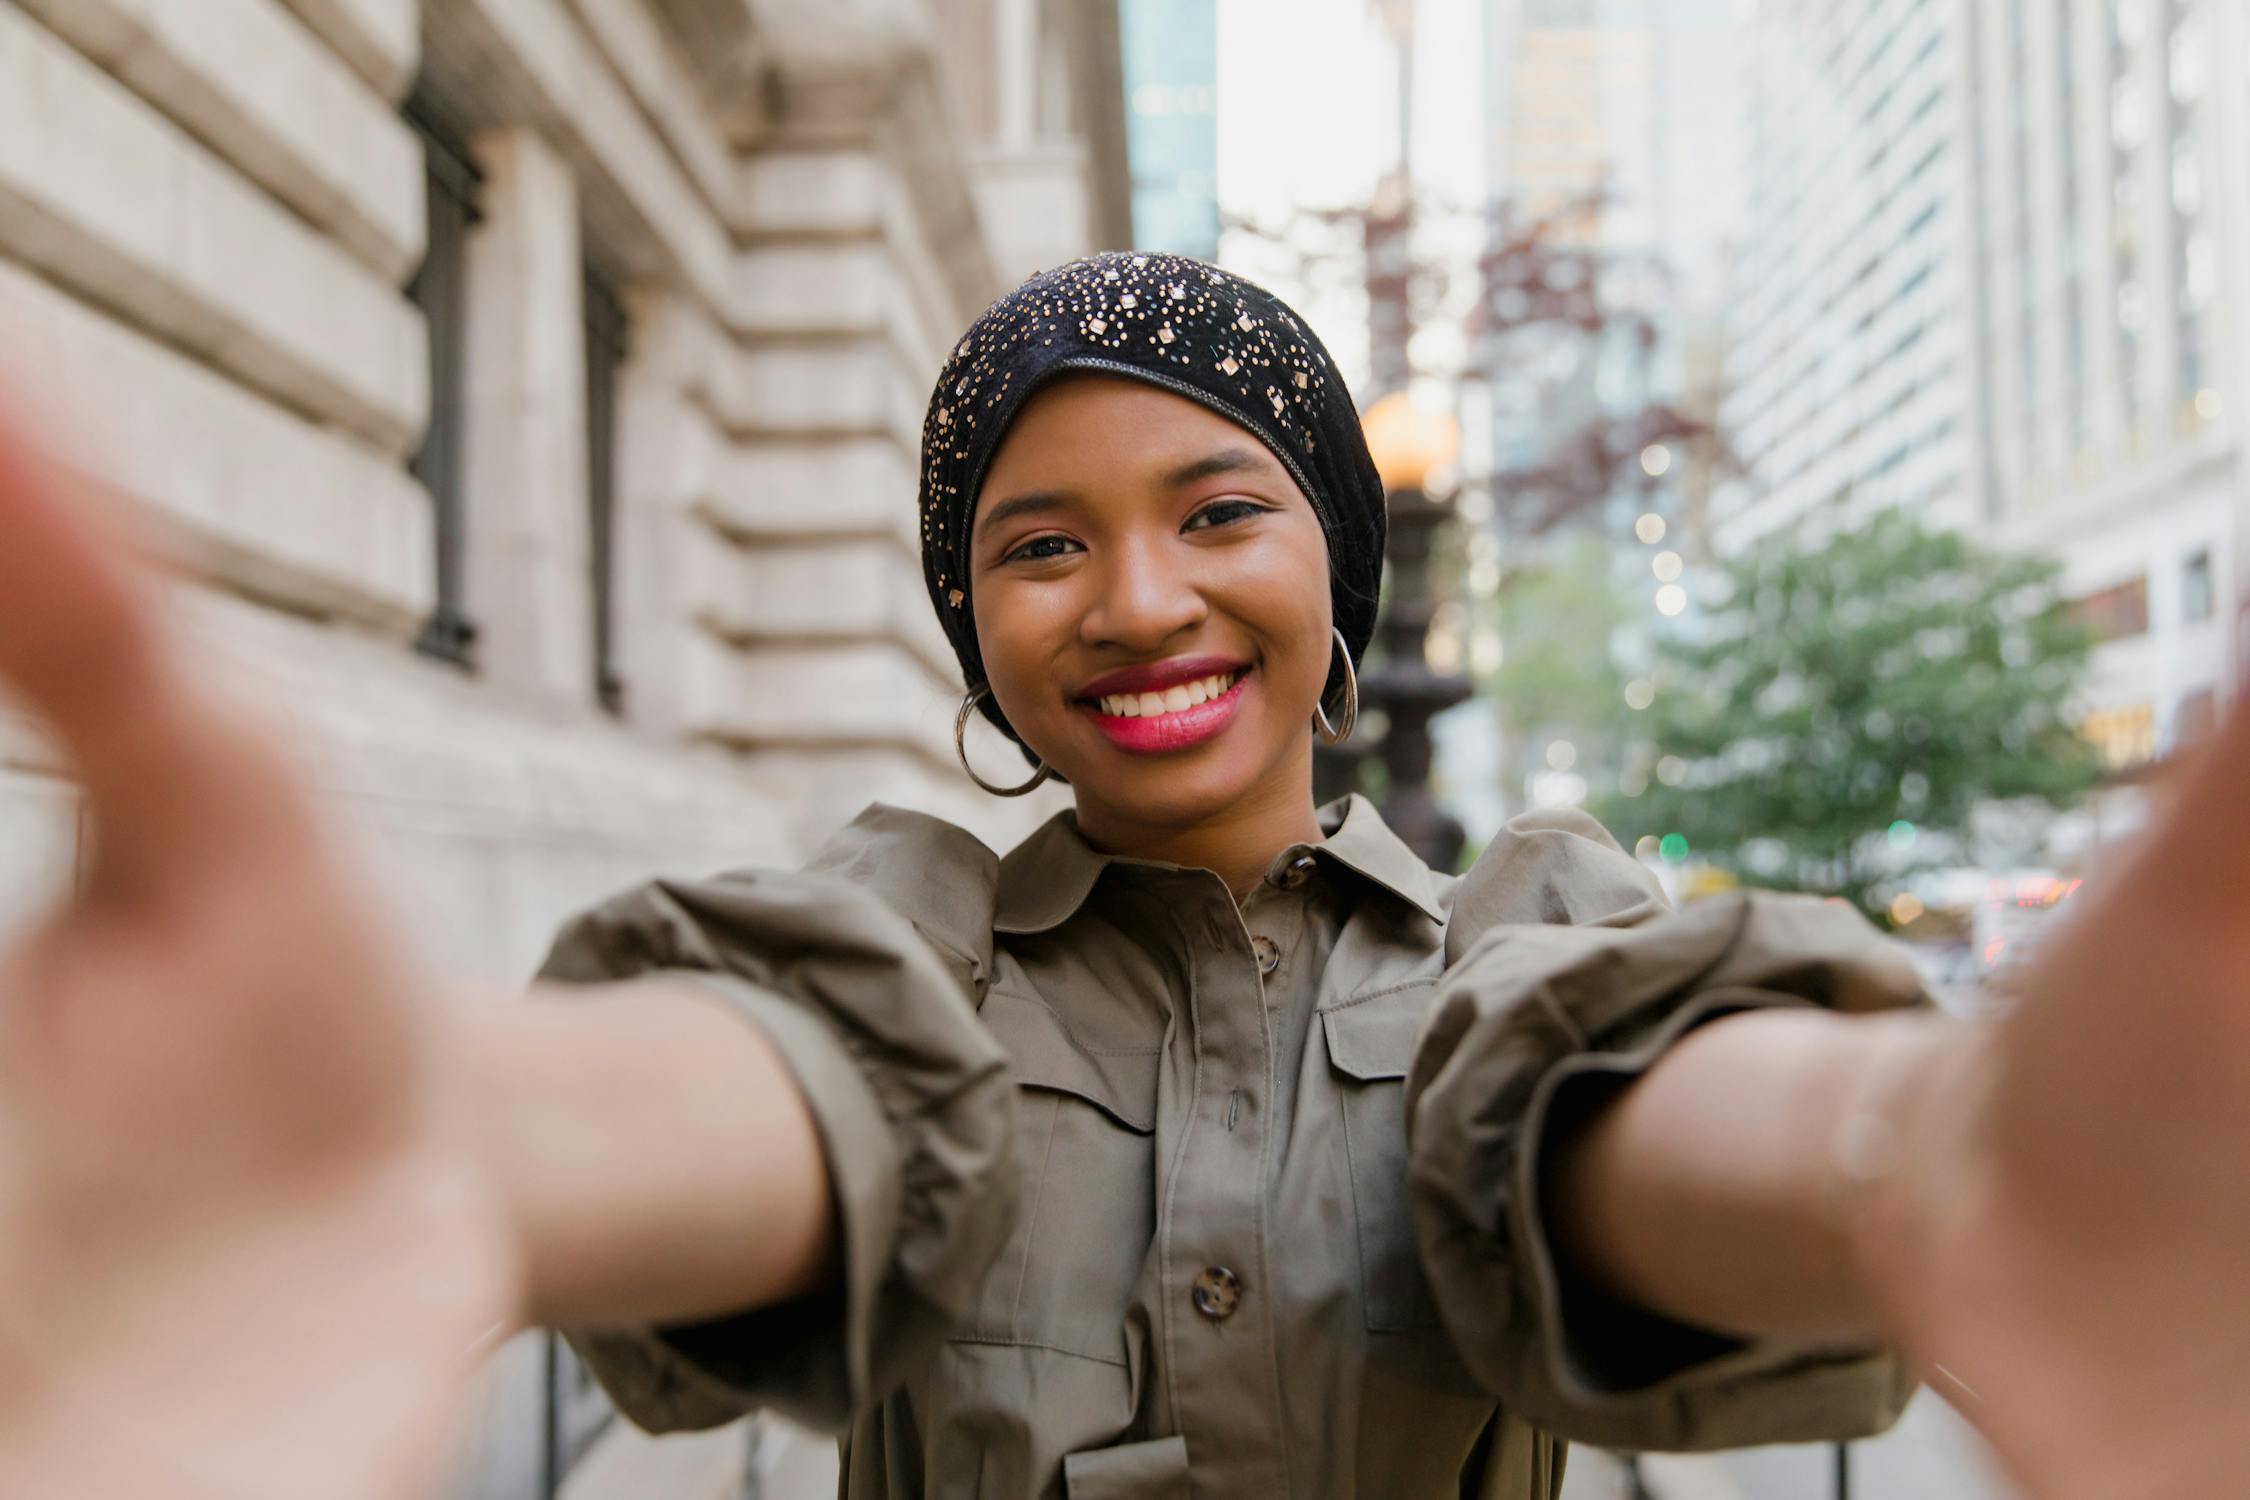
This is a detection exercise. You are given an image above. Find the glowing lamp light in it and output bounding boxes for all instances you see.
[1362,393,1462,492]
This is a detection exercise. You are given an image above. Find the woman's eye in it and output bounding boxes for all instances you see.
[1004,534,1080,563]
[1184,499,1267,532]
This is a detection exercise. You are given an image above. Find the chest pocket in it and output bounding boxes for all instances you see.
[1322,982,1444,1334]
[960,988,1160,1365]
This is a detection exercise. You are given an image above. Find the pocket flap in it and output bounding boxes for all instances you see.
[982,988,1159,1133]
[1064,1435,1190,1500]
[1320,983,1434,1082]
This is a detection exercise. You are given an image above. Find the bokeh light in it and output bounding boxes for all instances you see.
[1658,832,1689,863]
[1651,550,1683,582]
[1634,512,1667,545]
[1655,583,1688,616]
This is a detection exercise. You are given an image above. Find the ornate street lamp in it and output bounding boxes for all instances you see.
[1319,393,1474,870]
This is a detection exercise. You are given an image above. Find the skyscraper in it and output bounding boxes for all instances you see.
[1720,0,2246,784]
[1714,0,1981,552]
[1121,0,1221,260]
[1964,0,2245,771]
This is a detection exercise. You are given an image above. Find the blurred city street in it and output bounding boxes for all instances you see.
[1,0,2243,1495]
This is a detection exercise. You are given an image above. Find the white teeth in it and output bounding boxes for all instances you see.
[1092,670,1242,717]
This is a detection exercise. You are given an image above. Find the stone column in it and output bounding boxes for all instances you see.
[461,127,594,707]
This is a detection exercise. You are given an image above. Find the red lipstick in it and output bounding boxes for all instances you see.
[1076,660,1253,755]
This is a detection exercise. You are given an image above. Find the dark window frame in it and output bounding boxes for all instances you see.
[583,264,629,716]
[404,89,483,668]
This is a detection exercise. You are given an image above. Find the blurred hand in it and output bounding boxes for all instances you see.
[1867,697,2250,1496]
[0,404,517,1497]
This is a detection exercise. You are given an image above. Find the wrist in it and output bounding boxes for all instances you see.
[447,1002,540,1334]
[1831,1013,1994,1344]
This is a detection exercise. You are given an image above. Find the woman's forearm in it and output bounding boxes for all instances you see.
[465,980,835,1331]
[1547,1006,1958,1345]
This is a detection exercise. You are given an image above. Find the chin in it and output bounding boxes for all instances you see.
[1064,740,1288,830]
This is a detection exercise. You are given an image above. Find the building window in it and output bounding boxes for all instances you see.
[583,264,628,716]
[2074,574,2151,641]
[404,91,482,667]
[2081,702,2157,770]
[2182,547,2214,622]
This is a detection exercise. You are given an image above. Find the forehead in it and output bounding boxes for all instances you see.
[977,376,1289,500]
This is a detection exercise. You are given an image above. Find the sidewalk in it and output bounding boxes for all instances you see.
[1562,1392,2020,1500]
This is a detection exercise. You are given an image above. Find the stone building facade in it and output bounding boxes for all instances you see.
[0,0,1128,1494]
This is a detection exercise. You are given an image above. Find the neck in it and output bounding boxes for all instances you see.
[1072,747,1326,904]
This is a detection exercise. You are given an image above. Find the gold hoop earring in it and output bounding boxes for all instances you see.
[955,686,1056,797]
[1313,626,1358,745]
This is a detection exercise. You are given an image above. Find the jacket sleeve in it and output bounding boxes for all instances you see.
[535,805,1019,1436]
[1406,808,1926,1452]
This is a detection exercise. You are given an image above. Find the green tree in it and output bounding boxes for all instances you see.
[1599,512,2103,918]
[1486,532,1631,814]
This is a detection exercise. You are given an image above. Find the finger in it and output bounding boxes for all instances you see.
[0,397,319,890]
[0,397,172,754]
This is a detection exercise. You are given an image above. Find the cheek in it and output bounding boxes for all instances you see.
[970,583,1076,718]
[1222,538,1334,703]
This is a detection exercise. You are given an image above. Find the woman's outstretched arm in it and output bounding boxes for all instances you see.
[1545,1004,1956,1346]
[470,983,835,1331]
[0,396,836,1496]
[1544,687,2250,1496]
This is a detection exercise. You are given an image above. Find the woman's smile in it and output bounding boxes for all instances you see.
[1072,655,1255,754]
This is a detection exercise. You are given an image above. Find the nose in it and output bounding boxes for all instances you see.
[1078,533,1207,653]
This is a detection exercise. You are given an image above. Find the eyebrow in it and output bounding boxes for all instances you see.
[975,447,1274,543]
[1161,447,1270,489]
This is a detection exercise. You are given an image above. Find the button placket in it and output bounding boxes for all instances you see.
[1158,877,1292,1492]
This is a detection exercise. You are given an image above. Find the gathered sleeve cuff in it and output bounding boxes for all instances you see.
[535,805,1019,1436]
[1409,819,1930,1452]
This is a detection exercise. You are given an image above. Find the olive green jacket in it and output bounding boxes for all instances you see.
[540,796,1921,1499]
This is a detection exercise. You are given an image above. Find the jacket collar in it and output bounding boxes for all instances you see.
[994,793,1445,935]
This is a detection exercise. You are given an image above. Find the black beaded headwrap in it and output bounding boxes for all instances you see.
[919,250,1387,754]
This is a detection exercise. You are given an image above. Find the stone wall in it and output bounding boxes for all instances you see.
[0,0,1125,1495]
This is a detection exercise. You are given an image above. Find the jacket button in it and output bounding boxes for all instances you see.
[1276,853,1317,890]
[1191,1266,1242,1320]
[1251,934,1281,974]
